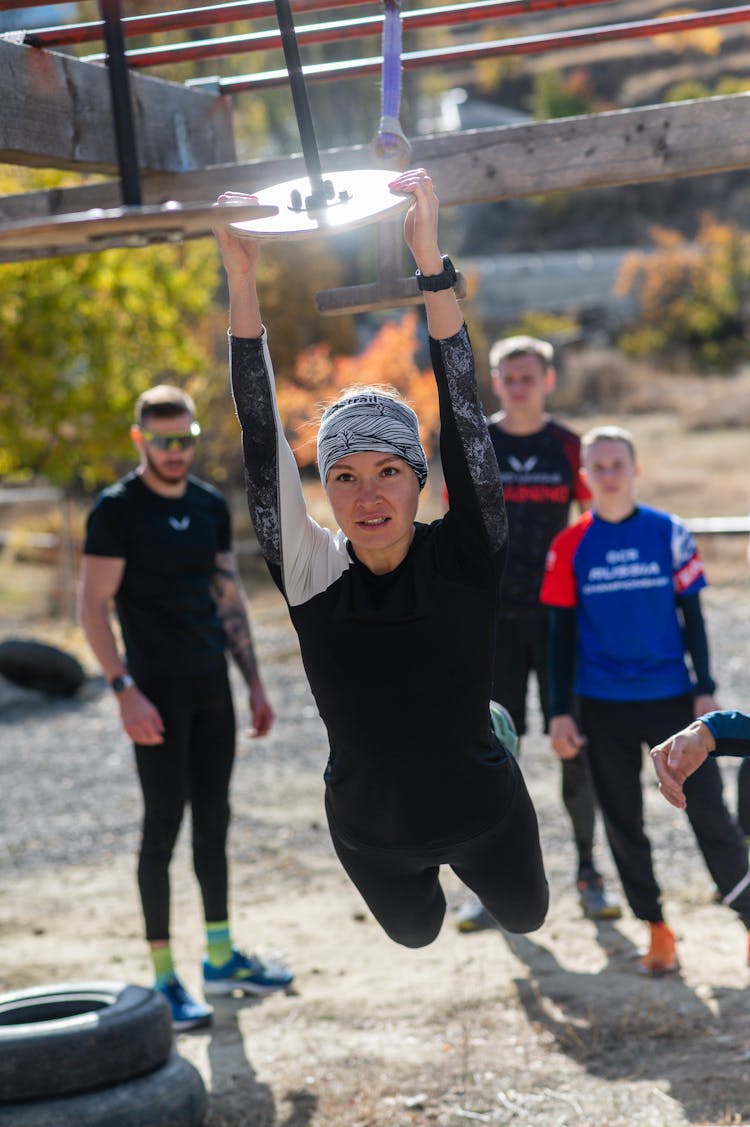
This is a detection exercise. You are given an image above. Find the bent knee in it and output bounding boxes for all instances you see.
[387,923,442,949]
[490,887,549,935]
[379,904,445,949]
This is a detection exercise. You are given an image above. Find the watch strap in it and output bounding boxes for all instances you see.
[415,255,458,292]
[110,673,135,694]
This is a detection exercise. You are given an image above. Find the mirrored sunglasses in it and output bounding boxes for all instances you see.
[141,421,201,451]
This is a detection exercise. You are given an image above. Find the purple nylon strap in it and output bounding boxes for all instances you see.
[372,0,411,166]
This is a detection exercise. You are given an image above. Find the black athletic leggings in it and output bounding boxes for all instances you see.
[134,668,236,942]
[326,752,549,948]
[580,693,750,927]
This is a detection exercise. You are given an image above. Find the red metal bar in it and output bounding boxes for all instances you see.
[0,0,85,7]
[184,3,750,91]
[23,0,375,47]
[77,0,618,67]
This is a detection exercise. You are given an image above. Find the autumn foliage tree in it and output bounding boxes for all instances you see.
[0,240,221,489]
[0,166,358,492]
[275,312,440,473]
[615,213,750,369]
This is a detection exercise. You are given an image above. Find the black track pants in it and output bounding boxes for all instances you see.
[326,753,549,948]
[134,668,236,941]
[494,614,596,871]
[737,758,750,838]
[580,693,750,926]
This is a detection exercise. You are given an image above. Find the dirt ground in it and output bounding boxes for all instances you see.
[2,582,750,1127]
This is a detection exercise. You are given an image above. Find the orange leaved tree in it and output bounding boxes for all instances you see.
[276,313,441,473]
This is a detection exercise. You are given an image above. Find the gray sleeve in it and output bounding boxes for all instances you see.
[431,326,508,559]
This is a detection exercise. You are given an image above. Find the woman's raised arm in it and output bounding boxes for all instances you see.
[390,169,462,342]
[213,192,263,339]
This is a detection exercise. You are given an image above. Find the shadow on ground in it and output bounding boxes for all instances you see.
[203,995,318,1127]
[505,926,750,1125]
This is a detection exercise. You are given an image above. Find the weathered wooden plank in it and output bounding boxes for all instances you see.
[315,273,468,315]
[0,38,235,174]
[2,91,750,257]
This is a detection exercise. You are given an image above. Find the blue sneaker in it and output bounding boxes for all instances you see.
[203,948,294,996]
[577,868,623,921]
[156,975,213,1031]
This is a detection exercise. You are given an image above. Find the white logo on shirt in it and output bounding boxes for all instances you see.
[169,516,190,531]
[584,547,666,594]
[508,455,538,473]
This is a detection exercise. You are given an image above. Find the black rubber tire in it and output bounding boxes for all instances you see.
[0,1051,207,1127]
[0,638,85,696]
[0,981,172,1102]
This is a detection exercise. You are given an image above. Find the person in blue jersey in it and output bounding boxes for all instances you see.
[540,425,750,974]
[214,169,548,948]
[80,384,292,1030]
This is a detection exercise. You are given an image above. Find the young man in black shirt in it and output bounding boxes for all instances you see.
[80,384,292,1029]
[457,336,620,931]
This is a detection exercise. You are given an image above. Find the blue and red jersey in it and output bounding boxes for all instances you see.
[540,504,707,701]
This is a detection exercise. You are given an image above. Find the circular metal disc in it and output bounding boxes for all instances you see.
[0,200,279,252]
[229,170,411,241]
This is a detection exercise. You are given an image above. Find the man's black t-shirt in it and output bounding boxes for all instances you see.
[84,472,231,679]
[488,419,589,617]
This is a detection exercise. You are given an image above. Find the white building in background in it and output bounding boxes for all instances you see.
[463,248,643,338]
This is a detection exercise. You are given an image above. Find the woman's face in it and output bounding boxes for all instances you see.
[325,450,420,572]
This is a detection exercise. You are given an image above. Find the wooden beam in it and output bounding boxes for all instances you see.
[2,91,750,256]
[0,38,235,174]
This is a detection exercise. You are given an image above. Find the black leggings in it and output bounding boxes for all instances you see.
[134,668,236,942]
[326,754,549,948]
[580,693,750,927]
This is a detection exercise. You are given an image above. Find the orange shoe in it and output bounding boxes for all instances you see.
[639,922,678,976]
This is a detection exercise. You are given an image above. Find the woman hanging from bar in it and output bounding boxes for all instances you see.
[214,168,549,947]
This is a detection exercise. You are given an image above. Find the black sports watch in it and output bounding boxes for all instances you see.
[415,255,458,292]
[110,673,135,694]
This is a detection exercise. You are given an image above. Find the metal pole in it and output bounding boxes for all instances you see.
[273,0,328,207]
[198,3,750,92]
[30,0,361,47]
[98,0,142,206]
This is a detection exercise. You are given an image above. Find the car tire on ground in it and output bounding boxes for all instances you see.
[0,981,172,1102]
[0,1051,207,1127]
[0,638,86,696]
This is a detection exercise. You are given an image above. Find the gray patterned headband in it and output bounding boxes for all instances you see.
[317,393,428,490]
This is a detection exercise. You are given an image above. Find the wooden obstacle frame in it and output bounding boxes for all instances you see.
[2,1,750,309]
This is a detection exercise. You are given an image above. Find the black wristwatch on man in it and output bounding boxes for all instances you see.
[110,673,135,694]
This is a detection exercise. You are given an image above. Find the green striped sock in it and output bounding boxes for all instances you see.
[150,945,175,987]
[206,921,233,968]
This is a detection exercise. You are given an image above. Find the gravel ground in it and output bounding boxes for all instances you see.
[2,580,750,1127]
[0,586,328,878]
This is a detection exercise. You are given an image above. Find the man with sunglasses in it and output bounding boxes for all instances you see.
[80,384,292,1030]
